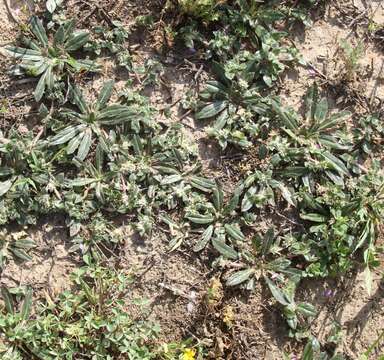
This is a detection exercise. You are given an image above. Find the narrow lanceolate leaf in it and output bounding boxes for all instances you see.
[73,58,101,72]
[224,224,245,242]
[189,176,215,192]
[45,65,54,90]
[0,179,13,197]
[4,46,41,59]
[213,109,229,130]
[98,104,134,120]
[226,269,254,286]
[161,174,182,185]
[65,31,89,52]
[63,19,75,40]
[271,100,298,131]
[30,16,48,46]
[318,135,350,150]
[66,132,84,154]
[281,167,308,178]
[297,302,317,317]
[264,277,289,306]
[1,286,14,314]
[69,84,87,114]
[50,125,84,146]
[21,36,40,51]
[20,287,33,320]
[46,0,62,13]
[195,101,227,119]
[224,185,243,214]
[34,69,47,101]
[321,151,350,176]
[302,341,314,360]
[300,213,327,223]
[314,97,328,123]
[316,111,351,131]
[212,238,238,259]
[10,248,32,262]
[305,84,318,121]
[186,213,215,225]
[211,61,230,86]
[262,228,275,256]
[241,187,256,212]
[77,129,92,161]
[53,23,65,46]
[212,185,224,211]
[66,178,96,187]
[96,80,115,110]
[278,183,296,207]
[267,258,291,272]
[204,80,228,95]
[193,225,214,252]
[13,239,35,249]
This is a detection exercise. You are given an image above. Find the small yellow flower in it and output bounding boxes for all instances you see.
[182,348,196,360]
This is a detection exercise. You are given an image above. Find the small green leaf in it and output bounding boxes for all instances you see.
[305,84,318,121]
[196,101,227,119]
[265,277,289,306]
[53,23,65,45]
[189,176,215,192]
[77,129,92,161]
[314,97,328,123]
[0,180,13,197]
[66,178,96,187]
[316,111,351,131]
[241,187,256,212]
[321,151,350,176]
[30,16,48,46]
[9,248,32,262]
[186,213,215,225]
[212,184,224,211]
[51,125,83,146]
[224,224,245,242]
[161,174,182,185]
[1,286,14,314]
[34,69,48,101]
[193,225,214,252]
[226,269,254,286]
[224,185,242,214]
[20,287,32,321]
[211,61,230,86]
[66,132,84,154]
[278,183,296,207]
[300,213,327,223]
[212,238,238,259]
[302,340,314,360]
[262,228,275,256]
[297,302,317,317]
[65,31,89,52]
[96,80,114,110]
[69,84,87,114]
[46,0,62,13]
[13,239,35,249]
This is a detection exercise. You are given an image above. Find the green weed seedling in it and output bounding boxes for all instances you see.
[49,80,147,161]
[0,230,35,270]
[196,60,271,149]
[339,39,364,81]
[5,16,100,101]
[0,266,160,359]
